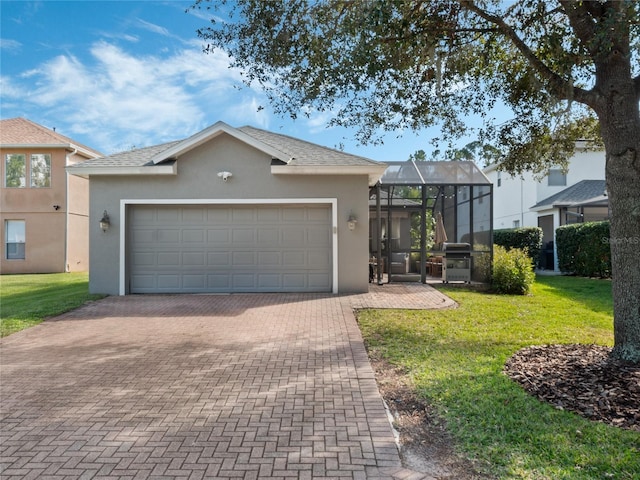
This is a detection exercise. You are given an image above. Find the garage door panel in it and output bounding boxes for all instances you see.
[232,228,255,243]
[183,208,204,223]
[282,208,305,221]
[232,209,255,222]
[257,208,279,222]
[129,205,332,293]
[158,252,180,266]
[207,252,230,266]
[309,273,331,288]
[157,229,180,243]
[207,274,230,288]
[258,251,281,265]
[183,252,205,265]
[184,274,206,289]
[207,229,229,244]
[157,208,180,222]
[158,275,180,289]
[183,229,205,243]
[132,251,155,266]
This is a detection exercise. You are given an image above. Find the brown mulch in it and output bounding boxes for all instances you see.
[504,344,640,431]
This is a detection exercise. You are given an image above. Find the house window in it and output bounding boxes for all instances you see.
[31,154,51,187]
[5,220,25,260]
[4,154,26,187]
[513,220,520,228]
[548,169,567,186]
[497,172,502,187]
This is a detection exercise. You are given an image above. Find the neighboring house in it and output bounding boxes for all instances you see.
[483,142,608,269]
[1,118,103,274]
[67,121,386,295]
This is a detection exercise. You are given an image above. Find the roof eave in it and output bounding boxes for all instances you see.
[66,163,177,178]
[1,143,101,158]
[271,164,388,187]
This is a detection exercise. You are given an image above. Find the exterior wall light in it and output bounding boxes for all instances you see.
[217,171,233,182]
[347,212,358,231]
[99,210,111,232]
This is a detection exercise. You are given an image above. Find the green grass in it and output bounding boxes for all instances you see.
[0,273,104,337]
[358,275,640,479]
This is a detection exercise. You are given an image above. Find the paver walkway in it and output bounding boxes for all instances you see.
[0,284,455,479]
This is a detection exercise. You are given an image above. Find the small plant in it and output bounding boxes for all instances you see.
[492,244,535,294]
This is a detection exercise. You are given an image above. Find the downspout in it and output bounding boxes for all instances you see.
[65,148,78,272]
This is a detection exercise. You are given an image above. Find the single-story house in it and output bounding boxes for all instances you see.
[67,122,386,295]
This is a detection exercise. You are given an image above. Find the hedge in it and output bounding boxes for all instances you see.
[493,227,543,263]
[556,221,611,278]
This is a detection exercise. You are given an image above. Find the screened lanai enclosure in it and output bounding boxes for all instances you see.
[369,161,493,285]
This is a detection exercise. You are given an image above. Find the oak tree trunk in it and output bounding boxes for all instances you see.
[595,54,640,364]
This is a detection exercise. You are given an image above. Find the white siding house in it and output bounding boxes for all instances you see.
[483,143,608,270]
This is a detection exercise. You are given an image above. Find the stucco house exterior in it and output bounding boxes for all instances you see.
[67,121,386,295]
[1,118,102,274]
[483,142,608,269]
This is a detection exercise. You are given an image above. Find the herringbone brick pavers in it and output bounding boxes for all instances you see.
[1,286,452,479]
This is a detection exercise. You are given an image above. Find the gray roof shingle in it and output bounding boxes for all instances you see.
[69,124,382,170]
[69,141,181,169]
[532,180,607,209]
[238,126,381,167]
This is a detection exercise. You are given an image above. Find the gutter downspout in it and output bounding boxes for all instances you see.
[65,148,78,272]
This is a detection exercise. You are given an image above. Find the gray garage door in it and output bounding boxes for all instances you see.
[128,204,332,293]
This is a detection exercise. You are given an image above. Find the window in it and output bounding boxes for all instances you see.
[31,154,51,187]
[513,220,520,228]
[5,154,26,187]
[5,220,25,260]
[548,169,567,186]
[497,172,502,187]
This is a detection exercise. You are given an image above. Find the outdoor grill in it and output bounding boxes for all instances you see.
[442,242,471,283]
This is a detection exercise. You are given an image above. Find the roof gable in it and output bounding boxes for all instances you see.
[67,121,387,185]
[150,121,291,165]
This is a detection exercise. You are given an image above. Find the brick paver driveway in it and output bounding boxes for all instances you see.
[1,287,453,479]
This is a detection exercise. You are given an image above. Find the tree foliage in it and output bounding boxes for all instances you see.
[192,0,640,362]
[193,0,635,171]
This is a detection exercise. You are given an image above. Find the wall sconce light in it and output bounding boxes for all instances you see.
[347,212,358,231]
[99,210,111,232]
[217,171,233,182]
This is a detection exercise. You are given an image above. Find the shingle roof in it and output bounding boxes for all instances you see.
[69,122,382,170]
[68,141,181,169]
[0,117,103,158]
[238,126,381,167]
[532,180,607,209]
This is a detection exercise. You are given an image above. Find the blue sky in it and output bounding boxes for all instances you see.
[1,0,494,160]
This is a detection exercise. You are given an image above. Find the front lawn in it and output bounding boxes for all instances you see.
[0,273,104,337]
[358,275,639,479]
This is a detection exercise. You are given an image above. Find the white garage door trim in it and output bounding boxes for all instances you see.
[119,198,338,295]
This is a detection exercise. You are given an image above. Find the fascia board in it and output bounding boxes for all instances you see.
[66,163,177,178]
[150,121,292,165]
[271,164,388,186]
[1,143,100,158]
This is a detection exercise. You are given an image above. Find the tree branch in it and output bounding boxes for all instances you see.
[457,0,595,107]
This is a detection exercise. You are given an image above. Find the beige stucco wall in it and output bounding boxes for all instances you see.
[1,147,89,274]
[87,134,371,294]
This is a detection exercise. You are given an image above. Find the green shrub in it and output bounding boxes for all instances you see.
[492,245,535,294]
[556,221,611,277]
[493,227,543,264]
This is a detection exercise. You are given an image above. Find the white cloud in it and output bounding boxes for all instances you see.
[2,40,262,153]
[0,38,22,53]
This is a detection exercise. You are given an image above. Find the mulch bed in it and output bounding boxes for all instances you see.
[504,344,640,431]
